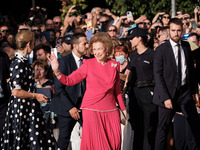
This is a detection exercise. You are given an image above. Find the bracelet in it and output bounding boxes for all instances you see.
[55,70,61,77]
[32,93,35,99]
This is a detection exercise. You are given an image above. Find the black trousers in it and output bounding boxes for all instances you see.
[174,113,200,150]
[129,87,158,150]
[57,114,82,150]
[0,100,7,146]
[155,86,200,150]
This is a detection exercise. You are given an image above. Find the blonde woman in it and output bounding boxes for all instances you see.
[1,30,57,149]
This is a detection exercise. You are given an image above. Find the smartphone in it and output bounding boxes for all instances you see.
[51,48,58,58]
[190,20,198,30]
[127,11,132,21]
[56,40,62,48]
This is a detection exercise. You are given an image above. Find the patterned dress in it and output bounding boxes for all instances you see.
[1,52,57,150]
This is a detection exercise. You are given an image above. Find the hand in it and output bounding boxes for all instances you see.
[48,53,59,72]
[35,93,48,103]
[122,110,127,119]
[194,7,199,14]
[104,9,112,16]
[159,12,165,16]
[164,99,173,109]
[193,93,199,104]
[69,107,81,120]
[135,15,147,24]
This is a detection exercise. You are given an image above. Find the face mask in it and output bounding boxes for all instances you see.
[115,55,125,65]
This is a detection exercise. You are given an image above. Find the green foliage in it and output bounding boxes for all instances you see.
[61,0,88,22]
[105,0,200,20]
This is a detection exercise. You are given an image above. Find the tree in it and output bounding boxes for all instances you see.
[58,0,88,22]
[105,0,200,20]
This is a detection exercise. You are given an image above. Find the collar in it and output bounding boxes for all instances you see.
[15,52,27,61]
[169,39,181,47]
[72,52,83,62]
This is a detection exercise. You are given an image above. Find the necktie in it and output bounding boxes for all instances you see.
[79,58,83,67]
[79,59,85,97]
[177,44,182,88]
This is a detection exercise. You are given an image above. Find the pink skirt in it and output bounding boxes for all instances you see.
[80,109,121,150]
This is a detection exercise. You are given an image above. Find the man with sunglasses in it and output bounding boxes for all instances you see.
[53,16,62,33]
[0,25,10,38]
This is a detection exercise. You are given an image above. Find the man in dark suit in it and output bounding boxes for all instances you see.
[153,18,200,150]
[52,33,88,150]
[0,51,10,144]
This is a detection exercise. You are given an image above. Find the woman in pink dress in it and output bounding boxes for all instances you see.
[49,32,127,150]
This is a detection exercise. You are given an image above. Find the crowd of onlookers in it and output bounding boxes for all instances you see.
[1,4,200,150]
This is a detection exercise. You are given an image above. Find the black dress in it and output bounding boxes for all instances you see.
[1,52,57,150]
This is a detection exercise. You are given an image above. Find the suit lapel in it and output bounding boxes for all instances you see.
[166,41,177,69]
[69,53,78,71]
[181,41,190,68]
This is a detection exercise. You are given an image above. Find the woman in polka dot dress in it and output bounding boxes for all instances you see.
[1,30,58,149]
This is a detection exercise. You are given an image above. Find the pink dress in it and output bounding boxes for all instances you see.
[59,58,126,150]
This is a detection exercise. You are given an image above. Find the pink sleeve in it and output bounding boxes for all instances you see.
[59,59,87,86]
[114,62,126,111]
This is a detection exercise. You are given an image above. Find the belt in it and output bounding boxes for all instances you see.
[177,83,188,91]
[135,80,155,88]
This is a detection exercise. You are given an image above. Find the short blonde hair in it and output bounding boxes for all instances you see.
[15,30,34,50]
[89,33,113,56]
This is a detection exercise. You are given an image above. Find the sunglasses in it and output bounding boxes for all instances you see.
[138,22,151,25]
[183,17,190,20]
[163,16,170,19]
[183,23,189,26]
[100,20,109,24]
[19,28,29,31]
[1,29,9,32]
[108,29,116,32]
[55,22,62,25]
[32,29,41,32]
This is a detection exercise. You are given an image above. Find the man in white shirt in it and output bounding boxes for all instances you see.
[153,18,200,150]
[52,33,88,150]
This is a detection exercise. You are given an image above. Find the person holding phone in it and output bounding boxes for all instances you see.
[1,30,57,149]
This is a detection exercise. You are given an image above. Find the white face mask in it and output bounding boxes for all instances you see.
[115,55,125,64]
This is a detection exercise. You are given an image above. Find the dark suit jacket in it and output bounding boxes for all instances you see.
[0,52,10,105]
[153,40,198,107]
[51,53,87,117]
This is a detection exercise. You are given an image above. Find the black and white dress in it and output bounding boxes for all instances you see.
[1,52,57,150]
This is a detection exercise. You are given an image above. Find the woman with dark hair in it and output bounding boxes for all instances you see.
[49,32,126,150]
[114,45,129,92]
[123,27,158,150]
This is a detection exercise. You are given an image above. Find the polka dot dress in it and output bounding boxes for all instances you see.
[1,52,58,149]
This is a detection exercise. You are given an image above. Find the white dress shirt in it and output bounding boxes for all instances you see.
[72,52,83,68]
[169,39,187,86]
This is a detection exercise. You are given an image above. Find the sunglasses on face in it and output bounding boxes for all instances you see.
[32,29,41,32]
[100,20,109,24]
[183,17,190,20]
[55,22,62,25]
[108,29,117,32]
[163,16,170,19]
[138,22,151,25]
[1,29,9,32]
[19,28,29,31]
[183,23,189,26]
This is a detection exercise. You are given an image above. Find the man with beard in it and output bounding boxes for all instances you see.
[153,18,200,150]
[52,33,89,150]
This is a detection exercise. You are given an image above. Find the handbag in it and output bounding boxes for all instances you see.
[119,109,126,125]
